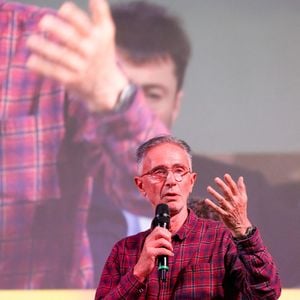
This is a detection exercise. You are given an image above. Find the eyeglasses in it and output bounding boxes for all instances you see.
[140,165,191,182]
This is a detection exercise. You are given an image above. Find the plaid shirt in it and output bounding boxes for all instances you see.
[0,1,167,289]
[96,211,281,299]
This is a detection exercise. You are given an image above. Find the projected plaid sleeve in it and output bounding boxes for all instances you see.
[0,2,168,289]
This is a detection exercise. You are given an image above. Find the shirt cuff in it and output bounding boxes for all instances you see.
[122,269,147,297]
[233,227,265,253]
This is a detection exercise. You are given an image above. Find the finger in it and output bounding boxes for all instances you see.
[38,15,87,57]
[214,177,234,201]
[224,173,239,195]
[90,0,112,25]
[26,54,75,85]
[204,198,227,216]
[152,227,172,242]
[58,1,91,35]
[27,35,85,72]
[153,238,173,252]
[153,247,174,257]
[207,186,231,209]
[89,0,115,46]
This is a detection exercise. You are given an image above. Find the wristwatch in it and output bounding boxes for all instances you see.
[234,226,256,241]
[114,83,138,112]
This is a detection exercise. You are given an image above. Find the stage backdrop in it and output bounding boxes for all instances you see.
[2,0,300,292]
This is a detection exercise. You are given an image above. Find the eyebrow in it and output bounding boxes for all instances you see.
[141,84,168,94]
[150,163,188,170]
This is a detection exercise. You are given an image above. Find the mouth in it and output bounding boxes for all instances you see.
[162,192,179,200]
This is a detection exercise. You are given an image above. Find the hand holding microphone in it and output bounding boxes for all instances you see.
[133,204,173,283]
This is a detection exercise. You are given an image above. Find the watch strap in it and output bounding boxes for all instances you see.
[233,226,256,241]
[114,83,138,112]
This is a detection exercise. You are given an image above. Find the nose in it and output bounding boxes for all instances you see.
[164,170,177,185]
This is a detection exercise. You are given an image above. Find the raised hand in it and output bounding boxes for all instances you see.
[205,174,252,238]
[26,0,128,112]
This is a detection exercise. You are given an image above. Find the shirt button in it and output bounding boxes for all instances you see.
[138,288,144,294]
[237,244,243,250]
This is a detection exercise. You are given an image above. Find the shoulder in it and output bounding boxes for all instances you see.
[1,1,55,27]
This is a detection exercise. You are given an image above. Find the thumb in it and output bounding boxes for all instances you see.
[89,0,112,25]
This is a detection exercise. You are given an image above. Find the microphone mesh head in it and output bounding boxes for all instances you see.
[155,204,170,229]
[155,203,170,218]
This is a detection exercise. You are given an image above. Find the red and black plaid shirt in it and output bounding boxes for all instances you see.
[96,210,281,299]
[0,1,168,288]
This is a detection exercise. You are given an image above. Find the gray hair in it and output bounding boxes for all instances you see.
[136,135,192,172]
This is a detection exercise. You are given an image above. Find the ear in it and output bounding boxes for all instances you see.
[189,172,197,193]
[171,89,183,125]
[134,176,146,196]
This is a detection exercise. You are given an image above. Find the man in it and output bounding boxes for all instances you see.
[0,0,167,288]
[95,135,281,299]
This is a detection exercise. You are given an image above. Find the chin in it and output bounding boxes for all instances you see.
[167,202,179,213]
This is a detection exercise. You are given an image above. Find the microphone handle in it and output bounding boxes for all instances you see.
[158,222,169,282]
[158,256,168,282]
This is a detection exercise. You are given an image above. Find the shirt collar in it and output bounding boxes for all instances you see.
[172,209,198,241]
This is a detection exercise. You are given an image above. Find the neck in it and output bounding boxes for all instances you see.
[169,208,188,234]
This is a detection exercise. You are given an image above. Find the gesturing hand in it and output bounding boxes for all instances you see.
[205,174,252,238]
[26,0,128,112]
[133,227,173,283]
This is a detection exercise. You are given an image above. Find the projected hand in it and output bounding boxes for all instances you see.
[26,0,128,112]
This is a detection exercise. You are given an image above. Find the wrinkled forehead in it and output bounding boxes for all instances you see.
[139,143,192,172]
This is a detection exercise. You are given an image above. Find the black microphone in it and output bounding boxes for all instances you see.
[154,203,170,282]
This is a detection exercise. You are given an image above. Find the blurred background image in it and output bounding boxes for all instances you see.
[2,0,300,290]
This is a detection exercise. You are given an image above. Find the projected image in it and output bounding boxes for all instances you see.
[0,0,299,292]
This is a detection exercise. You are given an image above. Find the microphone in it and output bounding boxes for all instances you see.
[154,203,170,282]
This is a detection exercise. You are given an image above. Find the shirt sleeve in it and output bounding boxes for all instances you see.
[68,89,169,216]
[228,228,281,299]
[94,241,146,300]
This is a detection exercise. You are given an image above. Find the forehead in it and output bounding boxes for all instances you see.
[142,143,190,169]
[117,51,178,87]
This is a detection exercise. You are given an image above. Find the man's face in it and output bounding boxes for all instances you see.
[118,52,182,128]
[134,143,196,216]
